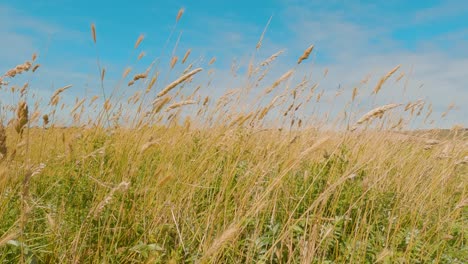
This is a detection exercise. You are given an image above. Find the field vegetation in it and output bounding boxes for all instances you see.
[0,9,466,263]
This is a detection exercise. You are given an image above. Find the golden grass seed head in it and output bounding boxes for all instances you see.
[32,64,40,73]
[297,44,314,64]
[208,57,216,65]
[71,98,86,114]
[182,49,191,64]
[260,50,285,67]
[137,51,145,60]
[49,85,72,106]
[91,23,97,43]
[157,68,203,98]
[352,87,358,101]
[133,72,148,82]
[396,72,405,82]
[104,99,112,111]
[89,95,99,105]
[4,61,32,78]
[122,67,132,79]
[373,65,400,94]
[20,82,29,96]
[165,100,197,112]
[134,34,145,49]
[170,56,178,69]
[152,96,172,114]
[176,8,185,22]
[0,122,6,159]
[203,96,210,106]
[30,111,40,124]
[256,15,272,50]
[43,114,49,126]
[15,101,29,135]
[146,74,158,94]
[264,69,294,94]
[351,103,401,131]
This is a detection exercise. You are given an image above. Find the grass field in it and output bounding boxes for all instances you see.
[0,13,467,264]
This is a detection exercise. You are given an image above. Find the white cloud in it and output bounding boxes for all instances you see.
[268,1,467,127]
[412,0,468,23]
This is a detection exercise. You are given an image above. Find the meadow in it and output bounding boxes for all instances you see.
[0,10,467,263]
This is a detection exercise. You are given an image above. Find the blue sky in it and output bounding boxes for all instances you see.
[1,0,467,127]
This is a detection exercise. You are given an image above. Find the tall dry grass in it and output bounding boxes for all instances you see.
[0,8,466,264]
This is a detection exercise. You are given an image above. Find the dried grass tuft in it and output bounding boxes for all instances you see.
[352,87,358,101]
[256,16,272,50]
[204,225,239,259]
[260,50,284,66]
[373,65,400,94]
[20,82,28,96]
[0,122,6,160]
[32,64,40,73]
[176,8,185,22]
[182,49,191,64]
[30,111,40,124]
[71,98,86,114]
[91,23,97,43]
[42,115,49,126]
[3,61,32,78]
[15,101,29,135]
[152,96,172,114]
[208,57,216,65]
[49,85,72,106]
[122,67,132,79]
[132,72,148,82]
[395,72,405,82]
[170,56,178,69]
[352,103,401,130]
[157,68,203,98]
[264,69,294,94]
[297,45,314,64]
[104,99,112,111]
[146,74,158,94]
[165,100,197,112]
[203,96,210,106]
[134,34,145,49]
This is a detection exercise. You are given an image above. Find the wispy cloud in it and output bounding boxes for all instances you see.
[268,1,467,126]
[412,0,468,23]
